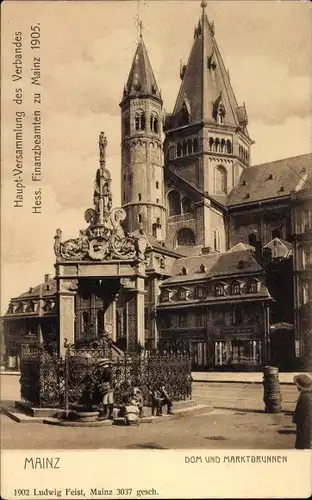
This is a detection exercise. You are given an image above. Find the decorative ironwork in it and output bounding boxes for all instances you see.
[19,338,192,409]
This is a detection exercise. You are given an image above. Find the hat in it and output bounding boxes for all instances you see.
[293,374,312,391]
[97,358,113,367]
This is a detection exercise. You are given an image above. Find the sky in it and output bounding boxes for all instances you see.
[1,0,312,313]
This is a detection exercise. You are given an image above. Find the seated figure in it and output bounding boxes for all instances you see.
[124,398,141,426]
[132,386,144,418]
[151,382,174,416]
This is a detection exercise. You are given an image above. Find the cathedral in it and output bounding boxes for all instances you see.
[3,1,312,371]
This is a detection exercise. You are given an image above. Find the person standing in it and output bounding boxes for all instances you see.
[97,358,114,420]
[293,374,312,449]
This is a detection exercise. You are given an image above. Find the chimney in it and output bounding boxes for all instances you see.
[44,274,51,283]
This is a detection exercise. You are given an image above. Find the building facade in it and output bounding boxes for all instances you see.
[3,2,312,371]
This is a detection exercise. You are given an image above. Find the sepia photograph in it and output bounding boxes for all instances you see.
[1,0,312,498]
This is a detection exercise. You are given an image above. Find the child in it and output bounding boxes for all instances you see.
[124,399,141,426]
[293,374,312,449]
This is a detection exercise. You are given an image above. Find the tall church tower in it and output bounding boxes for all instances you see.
[120,26,166,241]
[164,1,254,252]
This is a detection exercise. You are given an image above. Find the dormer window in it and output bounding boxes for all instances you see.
[181,266,188,275]
[215,283,225,297]
[196,287,204,299]
[178,289,187,300]
[248,280,259,294]
[161,290,170,302]
[237,260,245,270]
[267,174,274,180]
[200,264,207,273]
[231,281,242,295]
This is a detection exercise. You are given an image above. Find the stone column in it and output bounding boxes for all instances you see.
[105,300,117,342]
[57,279,78,357]
[122,273,146,351]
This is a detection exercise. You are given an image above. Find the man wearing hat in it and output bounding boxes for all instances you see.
[97,358,114,420]
[293,374,312,449]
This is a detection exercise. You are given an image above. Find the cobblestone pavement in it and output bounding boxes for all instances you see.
[1,375,297,450]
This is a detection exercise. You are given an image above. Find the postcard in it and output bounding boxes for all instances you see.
[1,0,312,498]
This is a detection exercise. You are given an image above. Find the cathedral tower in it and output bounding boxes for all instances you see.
[120,27,166,241]
[164,1,254,252]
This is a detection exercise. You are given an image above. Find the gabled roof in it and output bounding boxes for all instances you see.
[264,238,293,259]
[168,7,250,137]
[162,248,263,285]
[13,278,56,300]
[122,34,161,101]
[227,153,312,207]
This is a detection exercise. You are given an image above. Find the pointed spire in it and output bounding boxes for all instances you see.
[169,2,250,136]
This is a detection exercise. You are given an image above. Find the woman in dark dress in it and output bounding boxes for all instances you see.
[293,374,312,449]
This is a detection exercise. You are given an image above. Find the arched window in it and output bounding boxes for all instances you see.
[215,138,220,152]
[187,139,193,155]
[209,137,214,151]
[272,229,281,239]
[138,214,142,223]
[215,166,227,194]
[176,142,182,157]
[176,228,195,246]
[182,141,187,156]
[182,197,193,214]
[150,114,158,134]
[193,138,198,153]
[138,193,142,201]
[220,139,225,152]
[213,229,220,251]
[226,140,232,154]
[156,181,159,189]
[134,111,145,131]
[248,233,257,247]
[168,190,181,216]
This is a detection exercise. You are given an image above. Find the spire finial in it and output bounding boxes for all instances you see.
[201,0,207,11]
[139,20,143,38]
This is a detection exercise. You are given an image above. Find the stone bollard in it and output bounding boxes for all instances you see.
[263,365,282,413]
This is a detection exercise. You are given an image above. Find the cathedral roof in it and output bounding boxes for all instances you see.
[162,248,263,285]
[227,153,312,207]
[122,32,161,101]
[168,5,250,135]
